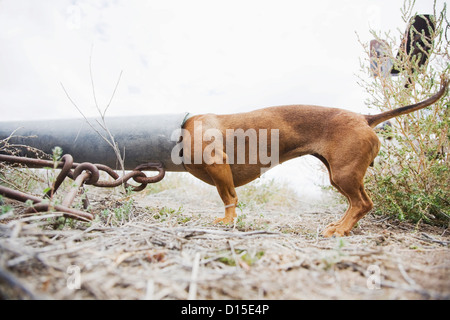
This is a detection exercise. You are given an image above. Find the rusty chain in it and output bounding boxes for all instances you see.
[0,153,165,221]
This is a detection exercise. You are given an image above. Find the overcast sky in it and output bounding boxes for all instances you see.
[0,0,446,198]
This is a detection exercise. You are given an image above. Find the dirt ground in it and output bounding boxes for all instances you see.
[0,174,449,300]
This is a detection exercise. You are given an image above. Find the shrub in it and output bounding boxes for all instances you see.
[359,0,449,226]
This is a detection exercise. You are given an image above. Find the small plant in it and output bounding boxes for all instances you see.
[241,250,265,266]
[43,146,64,195]
[152,206,185,223]
[98,198,136,226]
[51,146,63,167]
[321,238,347,270]
[236,201,246,212]
[50,216,77,230]
[113,199,135,222]
[235,213,250,230]
[0,195,12,215]
[216,249,264,267]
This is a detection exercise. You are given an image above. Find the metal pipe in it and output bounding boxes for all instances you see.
[0,114,189,171]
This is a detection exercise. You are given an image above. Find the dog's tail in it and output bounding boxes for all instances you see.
[365,76,448,128]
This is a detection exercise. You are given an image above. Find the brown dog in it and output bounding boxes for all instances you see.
[180,78,448,237]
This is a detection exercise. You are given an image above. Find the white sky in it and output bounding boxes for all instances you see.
[0,0,446,199]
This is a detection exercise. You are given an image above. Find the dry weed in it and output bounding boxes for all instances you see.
[1,173,449,300]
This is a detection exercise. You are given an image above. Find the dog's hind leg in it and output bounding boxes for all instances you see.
[319,155,376,237]
[319,129,379,237]
[322,173,374,237]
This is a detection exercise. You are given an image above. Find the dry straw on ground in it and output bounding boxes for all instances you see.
[0,173,449,300]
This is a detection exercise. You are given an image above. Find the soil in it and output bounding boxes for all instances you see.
[0,179,449,300]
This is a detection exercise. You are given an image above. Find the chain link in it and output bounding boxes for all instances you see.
[0,153,165,221]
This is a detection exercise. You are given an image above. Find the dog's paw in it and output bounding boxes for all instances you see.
[322,223,349,237]
[213,217,235,225]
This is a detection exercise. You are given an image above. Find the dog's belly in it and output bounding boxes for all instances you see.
[230,164,268,187]
[185,163,275,188]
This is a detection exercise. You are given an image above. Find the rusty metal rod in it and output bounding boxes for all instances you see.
[0,185,93,221]
[0,153,165,191]
[61,171,91,208]
[0,153,69,169]
[45,154,74,198]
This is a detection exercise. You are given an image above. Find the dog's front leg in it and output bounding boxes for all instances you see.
[204,152,238,225]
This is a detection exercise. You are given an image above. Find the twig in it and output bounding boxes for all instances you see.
[227,240,241,270]
[397,258,418,287]
[89,44,101,117]
[188,252,201,300]
[60,48,126,175]
[381,279,448,299]
[144,279,154,300]
[12,212,65,223]
[0,267,46,299]
[60,82,112,148]
[420,233,450,246]
[174,227,282,238]
[104,70,123,119]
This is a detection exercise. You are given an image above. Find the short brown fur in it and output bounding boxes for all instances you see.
[182,78,448,237]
